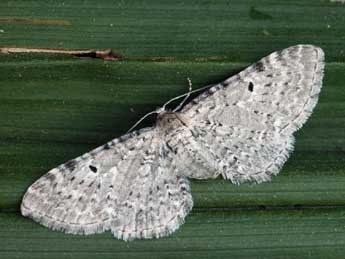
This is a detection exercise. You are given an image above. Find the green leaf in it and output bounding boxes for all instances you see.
[1,0,345,258]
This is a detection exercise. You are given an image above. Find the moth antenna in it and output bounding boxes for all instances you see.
[173,78,193,112]
[126,109,161,133]
[162,81,214,111]
[128,79,214,133]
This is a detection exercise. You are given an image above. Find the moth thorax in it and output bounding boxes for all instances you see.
[156,111,183,129]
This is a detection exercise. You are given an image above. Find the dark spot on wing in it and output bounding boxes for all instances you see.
[164,143,173,154]
[44,173,56,181]
[248,82,254,92]
[103,143,111,150]
[221,81,229,87]
[65,159,78,172]
[255,61,265,72]
[89,165,97,173]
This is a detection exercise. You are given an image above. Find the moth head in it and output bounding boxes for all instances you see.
[156,111,184,129]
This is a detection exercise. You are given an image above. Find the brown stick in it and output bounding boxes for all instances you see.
[0,47,121,61]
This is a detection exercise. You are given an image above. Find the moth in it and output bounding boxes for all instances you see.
[21,45,324,241]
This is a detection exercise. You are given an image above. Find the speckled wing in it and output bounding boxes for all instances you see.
[21,127,193,241]
[179,45,324,183]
